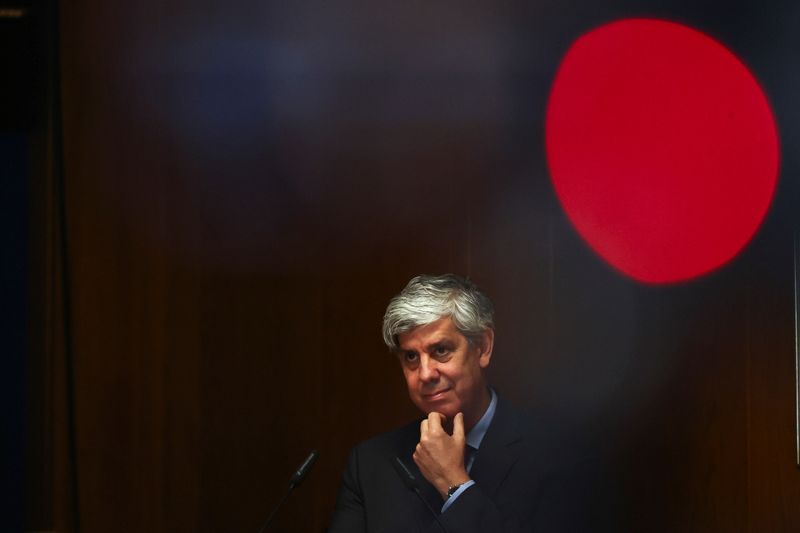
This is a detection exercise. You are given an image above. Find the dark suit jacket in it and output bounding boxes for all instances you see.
[328,396,613,532]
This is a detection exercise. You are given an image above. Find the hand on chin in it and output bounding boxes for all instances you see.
[423,406,459,433]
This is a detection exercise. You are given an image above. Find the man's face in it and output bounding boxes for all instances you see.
[397,317,493,425]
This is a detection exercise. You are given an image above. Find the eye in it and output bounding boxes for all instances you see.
[404,351,419,363]
[433,345,450,357]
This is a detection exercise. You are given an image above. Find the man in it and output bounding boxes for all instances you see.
[328,274,607,532]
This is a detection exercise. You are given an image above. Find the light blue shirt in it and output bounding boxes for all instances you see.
[441,388,497,512]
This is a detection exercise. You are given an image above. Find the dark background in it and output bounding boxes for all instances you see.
[4,0,799,531]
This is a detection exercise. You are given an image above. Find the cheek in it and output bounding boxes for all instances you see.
[403,371,417,391]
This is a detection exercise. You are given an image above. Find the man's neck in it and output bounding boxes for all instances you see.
[464,386,492,434]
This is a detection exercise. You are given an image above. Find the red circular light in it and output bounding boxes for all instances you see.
[545,19,779,283]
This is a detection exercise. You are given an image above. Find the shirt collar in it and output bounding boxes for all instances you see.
[465,387,497,450]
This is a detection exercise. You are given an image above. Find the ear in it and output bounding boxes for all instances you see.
[477,329,494,369]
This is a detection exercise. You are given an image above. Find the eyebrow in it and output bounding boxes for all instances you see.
[426,339,454,351]
[397,340,451,353]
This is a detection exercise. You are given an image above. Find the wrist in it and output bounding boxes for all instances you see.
[446,479,471,498]
[439,472,471,499]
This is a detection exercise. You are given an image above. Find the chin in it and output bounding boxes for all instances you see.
[419,400,459,419]
[440,405,461,419]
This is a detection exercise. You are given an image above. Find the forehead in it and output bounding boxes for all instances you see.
[396,317,466,349]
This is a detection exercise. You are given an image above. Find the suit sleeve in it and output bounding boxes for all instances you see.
[437,483,524,533]
[327,447,366,533]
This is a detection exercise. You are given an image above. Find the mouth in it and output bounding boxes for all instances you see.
[422,388,451,401]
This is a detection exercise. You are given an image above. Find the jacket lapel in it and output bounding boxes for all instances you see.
[468,396,524,496]
[396,423,445,516]
[405,449,445,514]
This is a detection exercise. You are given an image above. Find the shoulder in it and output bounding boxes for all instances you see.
[350,418,421,461]
[488,394,592,469]
[495,395,615,494]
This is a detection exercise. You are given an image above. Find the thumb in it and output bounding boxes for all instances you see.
[453,412,465,440]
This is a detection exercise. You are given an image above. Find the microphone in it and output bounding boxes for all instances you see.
[392,457,448,533]
[257,450,319,533]
[393,456,420,491]
[289,450,319,489]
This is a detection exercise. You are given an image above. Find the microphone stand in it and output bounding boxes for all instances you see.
[257,450,319,533]
[393,457,449,533]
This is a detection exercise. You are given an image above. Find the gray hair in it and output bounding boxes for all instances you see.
[382,274,494,350]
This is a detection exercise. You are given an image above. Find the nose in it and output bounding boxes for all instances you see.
[418,355,439,383]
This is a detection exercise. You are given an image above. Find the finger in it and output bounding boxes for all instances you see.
[413,444,426,463]
[428,411,444,431]
[453,412,465,439]
[420,419,429,436]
